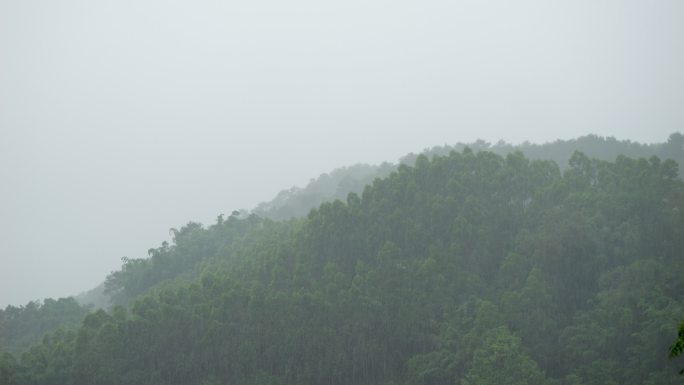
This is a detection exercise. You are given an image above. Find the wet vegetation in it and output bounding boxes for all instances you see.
[2,134,684,385]
[256,133,684,220]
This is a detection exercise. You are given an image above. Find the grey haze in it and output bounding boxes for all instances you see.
[1,0,683,307]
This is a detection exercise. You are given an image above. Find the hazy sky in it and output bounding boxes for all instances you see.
[1,0,683,307]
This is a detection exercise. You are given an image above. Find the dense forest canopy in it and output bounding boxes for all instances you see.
[0,298,90,355]
[255,133,684,220]
[2,134,684,385]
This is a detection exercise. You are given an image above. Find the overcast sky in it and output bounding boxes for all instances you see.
[1,0,683,307]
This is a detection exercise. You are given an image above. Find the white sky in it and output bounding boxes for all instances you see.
[1,0,683,307]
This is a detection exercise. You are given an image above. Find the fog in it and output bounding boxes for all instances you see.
[1,0,682,307]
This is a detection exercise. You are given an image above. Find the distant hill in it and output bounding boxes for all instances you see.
[74,283,111,309]
[3,142,683,385]
[405,132,684,170]
[0,298,90,355]
[252,163,396,221]
[254,132,684,220]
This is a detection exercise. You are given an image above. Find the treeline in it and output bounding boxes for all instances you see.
[252,163,395,221]
[407,132,684,171]
[2,148,683,385]
[0,298,90,355]
[255,133,684,221]
[103,213,265,306]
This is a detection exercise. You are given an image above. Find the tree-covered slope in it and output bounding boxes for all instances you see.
[254,133,684,221]
[406,133,684,173]
[80,132,684,308]
[2,149,683,385]
[0,298,90,355]
[252,163,396,221]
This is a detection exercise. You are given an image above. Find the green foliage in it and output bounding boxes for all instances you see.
[254,163,396,220]
[410,132,684,177]
[461,326,547,385]
[0,352,19,385]
[4,147,684,385]
[0,298,90,355]
[104,213,265,304]
[670,319,684,374]
[254,133,683,222]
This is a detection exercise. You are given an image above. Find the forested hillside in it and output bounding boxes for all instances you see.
[2,148,683,385]
[252,163,396,221]
[255,133,684,220]
[407,133,684,172]
[0,298,90,355]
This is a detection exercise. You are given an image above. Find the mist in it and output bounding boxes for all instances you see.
[1,0,683,307]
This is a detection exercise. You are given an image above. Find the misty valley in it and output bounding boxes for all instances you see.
[2,134,684,385]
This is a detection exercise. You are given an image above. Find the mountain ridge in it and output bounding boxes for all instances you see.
[2,133,684,385]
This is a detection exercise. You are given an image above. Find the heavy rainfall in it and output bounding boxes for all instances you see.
[1,1,684,384]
